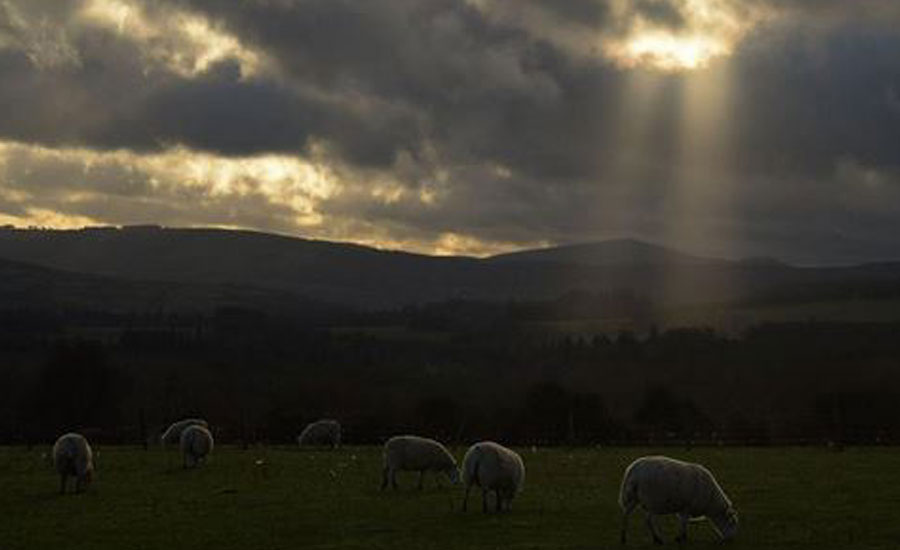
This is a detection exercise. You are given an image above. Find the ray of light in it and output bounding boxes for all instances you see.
[659,58,739,306]
[670,61,736,253]
[598,68,676,239]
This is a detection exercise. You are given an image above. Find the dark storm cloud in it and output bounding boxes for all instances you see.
[166,0,637,179]
[0,1,422,166]
[1,0,900,262]
[632,0,686,29]
[137,59,420,164]
[728,21,900,177]
[527,0,611,26]
[162,0,900,180]
[4,0,899,179]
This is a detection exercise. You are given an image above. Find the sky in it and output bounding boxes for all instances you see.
[0,0,899,265]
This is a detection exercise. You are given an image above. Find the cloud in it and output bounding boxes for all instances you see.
[0,140,547,256]
[728,20,900,177]
[1,0,900,263]
[0,141,326,232]
[0,0,82,69]
[78,0,266,78]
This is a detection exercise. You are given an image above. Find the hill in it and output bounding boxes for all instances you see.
[0,254,343,319]
[0,226,898,310]
[487,238,722,267]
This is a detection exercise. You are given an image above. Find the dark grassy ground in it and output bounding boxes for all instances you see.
[1,445,898,549]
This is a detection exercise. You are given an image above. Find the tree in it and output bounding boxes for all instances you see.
[28,340,127,441]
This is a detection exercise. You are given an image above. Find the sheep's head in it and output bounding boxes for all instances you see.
[447,467,461,485]
[713,507,739,541]
[82,467,95,485]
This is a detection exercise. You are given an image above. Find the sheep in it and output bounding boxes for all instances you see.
[52,433,94,494]
[381,435,460,491]
[160,417,208,447]
[619,455,738,545]
[461,441,525,513]
[297,419,341,449]
[180,424,214,468]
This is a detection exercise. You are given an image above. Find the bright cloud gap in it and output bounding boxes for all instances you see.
[603,0,770,72]
[0,141,539,258]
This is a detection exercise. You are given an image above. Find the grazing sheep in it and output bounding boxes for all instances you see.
[381,435,460,491]
[161,418,208,447]
[297,419,341,449]
[461,441,525,513]
[619,456,738,545]
[52,433,94,494]
[180,425,214,468]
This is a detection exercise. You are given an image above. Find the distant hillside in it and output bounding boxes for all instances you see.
[0,255,342,319]
[0,226,471,307]
[0,226,898,310]
[488,238,723,267]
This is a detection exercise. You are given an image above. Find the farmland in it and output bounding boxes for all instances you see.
[2,446,898,549]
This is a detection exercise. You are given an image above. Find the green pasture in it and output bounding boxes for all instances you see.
[1,446,898,549]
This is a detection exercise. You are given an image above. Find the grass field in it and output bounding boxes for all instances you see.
[1,446,898,549]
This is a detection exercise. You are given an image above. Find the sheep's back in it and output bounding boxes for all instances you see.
[299,420,340,444]
[162,418,207,445]
[181,425,213,457]
[53,434,92,476]
[385,436,454,471]
[626,456,722,517]
[463,442,523,491]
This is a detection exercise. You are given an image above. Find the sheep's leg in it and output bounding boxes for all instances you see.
[417,471,425,490]
[391,468,398,490]
[620,499,638,544]
[75,476,84,494]
[59,474,67,495]
[495,489,502,512]
[462,484,472,512]
[482,488,489,514]
[646,513,664,545]
[676,514,689,543]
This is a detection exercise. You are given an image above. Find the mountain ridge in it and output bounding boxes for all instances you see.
[486,238,733,267]
[0,226,897,310]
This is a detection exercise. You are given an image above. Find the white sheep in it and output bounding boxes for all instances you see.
[297,419,341,449]
[180,424,214,468]
[52,433,94,494]
[160,417,208,447]
[381,435,460,490]
[619,455,738,545]
[461,441,525,513]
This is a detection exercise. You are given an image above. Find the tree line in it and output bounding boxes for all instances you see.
[1,304,899,447]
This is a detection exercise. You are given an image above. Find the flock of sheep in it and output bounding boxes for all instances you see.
[51,418,738,545]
